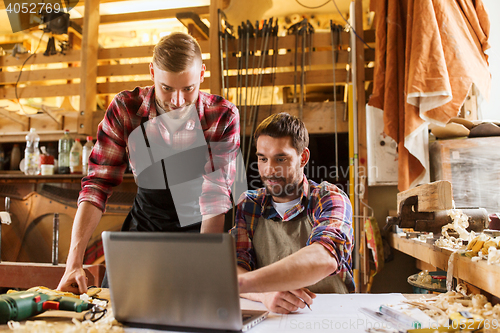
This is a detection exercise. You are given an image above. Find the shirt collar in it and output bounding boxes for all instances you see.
[261,175,309,220]
[136,86,156,119]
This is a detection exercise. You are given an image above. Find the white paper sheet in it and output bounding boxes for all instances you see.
[124,293,436,333]
[241,293,436,333]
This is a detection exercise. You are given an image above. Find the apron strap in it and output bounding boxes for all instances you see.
[139,116,169,189]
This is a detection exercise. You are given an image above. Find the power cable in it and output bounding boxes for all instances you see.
[15,32,45,114]
[331,0,373,50]
[294,0,331,9]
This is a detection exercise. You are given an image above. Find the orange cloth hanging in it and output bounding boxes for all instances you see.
[369,0,491,191]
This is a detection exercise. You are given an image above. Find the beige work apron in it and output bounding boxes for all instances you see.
[252,211,348,294]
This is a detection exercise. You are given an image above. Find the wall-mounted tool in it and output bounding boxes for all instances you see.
[330,21,342,181]
[52,212,59,265]
[298,19,314,119]
[0,197,12,263]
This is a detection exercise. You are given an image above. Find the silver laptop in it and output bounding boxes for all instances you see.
[102,231,268,332]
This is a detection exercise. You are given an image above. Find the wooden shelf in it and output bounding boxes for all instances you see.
[0,171,135,184]
[389,233,500,297]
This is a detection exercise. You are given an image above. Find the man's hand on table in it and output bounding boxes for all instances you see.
[257,288,316,314]
[57,266,88,295]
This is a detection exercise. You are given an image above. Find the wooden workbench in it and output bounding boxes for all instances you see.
[0,291,430,333]
[389,233,500,298]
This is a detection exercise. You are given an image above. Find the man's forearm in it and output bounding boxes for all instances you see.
[237,266,264,303]
[238,243,338,294]
[200,213,225,233]
[66,201,103,268]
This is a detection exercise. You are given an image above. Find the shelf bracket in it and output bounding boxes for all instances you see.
[0,108,29,131]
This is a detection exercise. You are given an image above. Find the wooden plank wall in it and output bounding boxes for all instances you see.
[219,30,374,135]
[0,28,374,140]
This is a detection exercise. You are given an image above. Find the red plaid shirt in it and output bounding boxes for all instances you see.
[79,86,240,215]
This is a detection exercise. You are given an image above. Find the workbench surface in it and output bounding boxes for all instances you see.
[0,291,431,333]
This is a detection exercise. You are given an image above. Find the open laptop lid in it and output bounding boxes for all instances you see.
[102,232,244,331]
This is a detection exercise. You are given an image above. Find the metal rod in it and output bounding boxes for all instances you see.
[331,20,339,182]
[218,10,226,98]
[0,197,11,263]
[224,24,230,99]
[350,1,360,294]
[293,27,299,103]
[246,18,272,169]
[309,26,313,71]
[245,20,259,156]
[236,24,243,111]
[246,19,266,158]
[270,19,279,113]
[300,20,306,120]
[242,20,251,162]
[52,213,59,265]
[344,28,350,122]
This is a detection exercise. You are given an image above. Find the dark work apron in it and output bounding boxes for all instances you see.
[253,197,348,294]
[101,114,207,287]
[122,114,209,232]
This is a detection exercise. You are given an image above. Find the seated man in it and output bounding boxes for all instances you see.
[230,113,354,314]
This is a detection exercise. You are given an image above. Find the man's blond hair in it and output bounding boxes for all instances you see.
[153,32,202,73]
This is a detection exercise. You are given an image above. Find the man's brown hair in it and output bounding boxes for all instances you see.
[153,32,202,73]
[254,113,309,153]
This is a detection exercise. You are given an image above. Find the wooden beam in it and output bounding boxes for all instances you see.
[0,67,81,85]
[78,0,100,135]
[241,102,348,135]
[73,6,209,26]
[0,83,80,99]
[97,63,150,77]
[226,69,350,87]
[209,0,222,96]
[0,50,80,68]
[0,108,29,130]
[223,49,374,71]
[222,31,375,54]
[396,180,453,214]
[98,45,155,60]
[0,68,373,99]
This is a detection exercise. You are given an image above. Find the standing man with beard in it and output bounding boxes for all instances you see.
[230,113,354,314]
[58,32,241,294]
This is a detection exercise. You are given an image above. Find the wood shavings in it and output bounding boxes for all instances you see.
[7,313,123,333]
[488,247,500,265]
[456,282,468,296]
[447,209,471,240]
[472,294,488,309]
[404,290,500,331]
[8,286,101,299]
[434,209,474,250]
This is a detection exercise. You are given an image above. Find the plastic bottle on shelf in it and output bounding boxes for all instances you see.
[82,136,94,176]
[10,144,21,171]
[40,146,55,175]
[24,128,41,175]
[58,129,72,174]
[69,138,83,174]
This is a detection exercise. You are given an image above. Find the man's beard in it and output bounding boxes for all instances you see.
[261,176,301,199]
